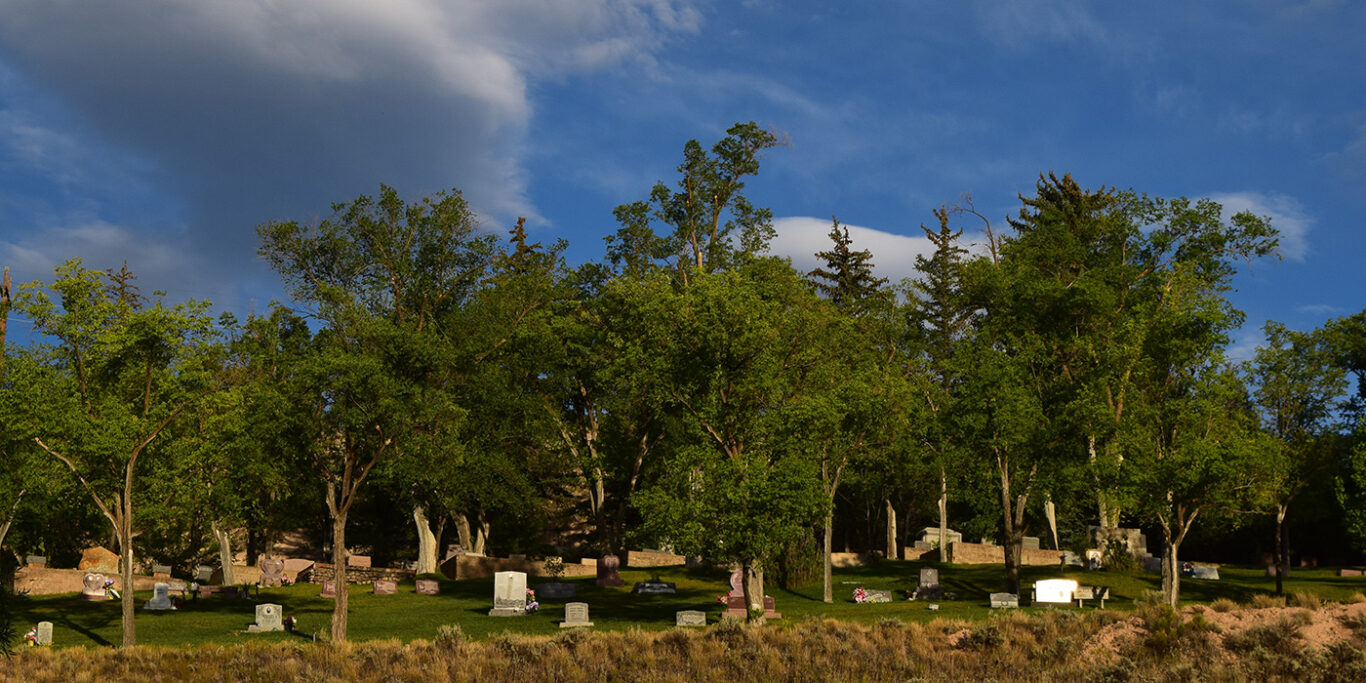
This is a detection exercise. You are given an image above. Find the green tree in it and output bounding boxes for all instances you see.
[630,259,838,621]
[1245,321,1347,594]
[606,122,782,281]
[13,259,221,647]
[258,185,495,641]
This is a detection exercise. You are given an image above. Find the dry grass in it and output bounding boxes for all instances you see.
[4,606,1364,683]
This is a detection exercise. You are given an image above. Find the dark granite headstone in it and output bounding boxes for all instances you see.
[595,554,624,587]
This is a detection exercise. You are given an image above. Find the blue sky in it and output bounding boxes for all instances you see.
[1,1,1362,357]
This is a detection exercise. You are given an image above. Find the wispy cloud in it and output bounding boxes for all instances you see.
[970,0,1107,49]
[1209,192,1311,262]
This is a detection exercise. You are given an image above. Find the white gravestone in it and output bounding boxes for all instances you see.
[1033,579,1078,604]
[1191,565,1220,580]
[990,592,1019,609]
[560,602,593,628]
[247,603,284,632]
[489,571,528,616]
[144,582,176,610]
[676,610,706,626]
[36,621,53,645]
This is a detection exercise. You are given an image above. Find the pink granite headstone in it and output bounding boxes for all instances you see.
[372,579,397,594]
[416,579,440,595]
[258,558,285,587]
[320,580,336,598]
[347,555,371,568]
[595,554,624,587]
[80,573,109,601]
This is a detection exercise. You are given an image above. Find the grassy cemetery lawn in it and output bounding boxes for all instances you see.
[12,560,1366,649]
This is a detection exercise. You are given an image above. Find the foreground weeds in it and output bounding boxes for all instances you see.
[3,606,1364,682]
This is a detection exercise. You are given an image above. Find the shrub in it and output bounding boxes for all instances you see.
[1210,598,1238,613]
[956,622,1004,650]
[1347,592,1366,605]
[1101,539,1138,573]
[433,624,464,653]
[1289,591,1321,610]
[1223,618,1302,656]
[1249,594,1286,609]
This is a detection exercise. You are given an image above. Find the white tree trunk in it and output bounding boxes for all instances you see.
[885,499,898,560]
[211,522,236,585]
[413,505,438,575]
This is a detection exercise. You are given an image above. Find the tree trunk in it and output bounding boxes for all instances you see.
[0,489,24,551]
[454,513,472,552]
[822,508,834,603]
[938,468,949,563]
[1274,502,1288,596]
[245,528,260,568]
[413,505,437,575]
[473,509,489,556]
[330,512,349,642]
[1161,537,1182,608]
[741,562,765,623]
[212,522,236,586]
[118,515,135,648]
[885,499,898,560]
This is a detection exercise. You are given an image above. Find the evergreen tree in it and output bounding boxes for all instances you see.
[807,218,888,311]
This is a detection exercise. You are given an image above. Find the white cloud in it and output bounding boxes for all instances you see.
[1208,192,1311,262]
[769,216,937,286]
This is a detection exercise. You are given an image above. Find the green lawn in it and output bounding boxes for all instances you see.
[12,560,1366,649]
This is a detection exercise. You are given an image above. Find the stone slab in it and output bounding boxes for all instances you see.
[247,603,283,632]
[372,579,397,594]
[1190,565,1220,580]
[990,592,1019,608]
[79,547,119,573]
[861,589,894,603]
[36,621,52,645]
[676,610,706,626]
[416,579,441,594]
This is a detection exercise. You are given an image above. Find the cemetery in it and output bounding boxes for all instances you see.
[2,114,1366,681]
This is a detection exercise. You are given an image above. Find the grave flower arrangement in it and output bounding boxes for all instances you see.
[104,577,120,599]
[852,587,867,603]
[25,626,37,646]
[524,588,539,613]
[280,575,294,586]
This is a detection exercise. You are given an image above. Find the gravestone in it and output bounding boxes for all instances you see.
[727,569,744,598]
[1021,536,1041,550]
[143,582,176,610]
[258,558,285,587]
[416,579,441,594]
[595,555,624,587]
[725,595,781,620]
[372,579,397,594]
[25,555,46,568]
[35,621,53,645]
[247,603,284,632]
[195,565,215,582]
[912,567,943,600]
[632,580,677,594]
[1032,579,1078,604]
[319,580,336,598]
[990,592,1019,609]
[80,573,109,601]
[559,602,593,628]
[152,563,172,577]
[1339,569,1363,577]
[79,547,119,573]
[347,555,371,568]
[538,582,576,599]
[676,610,706,627]
[489,571,528,616]
[861,589,894,603]
[1142,556,1163,573]
[1190,565,1220,580]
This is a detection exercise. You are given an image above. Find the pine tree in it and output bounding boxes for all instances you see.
[807,218,888,311]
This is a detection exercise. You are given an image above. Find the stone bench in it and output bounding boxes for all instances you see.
[1073,585,1109,608]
